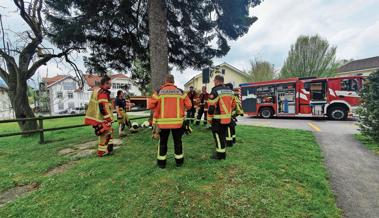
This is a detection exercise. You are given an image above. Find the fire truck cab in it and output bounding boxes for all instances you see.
[240,76,364,120]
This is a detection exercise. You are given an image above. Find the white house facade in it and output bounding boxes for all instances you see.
[0,85,14,120]
[43,74,141,114]
[43,75,89,114]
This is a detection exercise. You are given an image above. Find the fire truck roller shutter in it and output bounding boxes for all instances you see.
[241,86,257,113]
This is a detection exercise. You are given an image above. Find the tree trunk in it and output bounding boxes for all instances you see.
[148,0,169,91]
[8,76,38,134]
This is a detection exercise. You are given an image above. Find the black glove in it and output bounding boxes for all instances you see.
[93,124,102,136]
[182,120,192,135]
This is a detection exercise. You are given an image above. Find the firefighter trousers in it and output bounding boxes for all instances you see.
[211,120,228,159]
[157,128,184,167]
[195,107,207,125]
[98,128,113,156]
[186,107,196,123]
[226,119,236,146]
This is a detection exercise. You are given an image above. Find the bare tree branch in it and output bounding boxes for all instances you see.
[0,48,18,71]
[13,0,42,39]
[0,66,8,83]
[26,47,84,79]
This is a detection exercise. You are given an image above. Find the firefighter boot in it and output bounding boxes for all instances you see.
[226,141,233,147]
[210,152,226,160]
[175,158,184,167]
[107,144,114,155]
[157,159,166,169]
[97,150,109,157]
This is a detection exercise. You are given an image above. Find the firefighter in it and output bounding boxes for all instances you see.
[115,90,134,138]
[84,76,114,157]
[225,83,244,146]
[148,74,192,168]
[186,86,197,123]
[195,86,209,126]
[208,75,236,160]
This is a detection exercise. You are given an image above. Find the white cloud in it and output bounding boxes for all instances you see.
[215,0,379,72]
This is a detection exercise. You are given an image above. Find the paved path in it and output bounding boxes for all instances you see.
[238,117,379,218]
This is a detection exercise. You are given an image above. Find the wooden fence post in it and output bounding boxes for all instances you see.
[38,116,44,144]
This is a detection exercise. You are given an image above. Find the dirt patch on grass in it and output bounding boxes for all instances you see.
[0,183,39,207]
[58,139,123,158]
[44,161,78,176]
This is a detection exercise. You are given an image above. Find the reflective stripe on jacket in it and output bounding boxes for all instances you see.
[148,83,192,129]
[233,96,244,116]
[84,87,114,126]
[208,85,236,124]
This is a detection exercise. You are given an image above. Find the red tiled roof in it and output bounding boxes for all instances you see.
[43,75,68,86]
[111,74,128,79]
[84,74,128,88]
[84,74,102,88]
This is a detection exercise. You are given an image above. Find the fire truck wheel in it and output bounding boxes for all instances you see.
[260,107,273,119]
[328,107,348,120]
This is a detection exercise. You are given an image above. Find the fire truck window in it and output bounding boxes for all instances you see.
[304,82,310,91]
[351,79,359,92]
[341,79,359,92]
[310,82,325,100]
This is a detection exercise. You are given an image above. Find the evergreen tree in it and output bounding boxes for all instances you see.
[45,0,262,89]
[358,70,379,143]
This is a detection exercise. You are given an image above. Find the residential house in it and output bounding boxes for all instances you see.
[337,56,379,77]
[0,83,14,119]
[42,75,87,114]
[83,74,142,98]
[184,62,249,91]
[43,73,141,114]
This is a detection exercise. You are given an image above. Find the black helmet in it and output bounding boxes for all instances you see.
[225,83,233,90]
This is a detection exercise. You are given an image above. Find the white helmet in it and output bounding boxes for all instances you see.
[141,121,150,128]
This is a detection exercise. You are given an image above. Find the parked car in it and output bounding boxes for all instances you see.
[70,107,86,114]
[58,110,69,114]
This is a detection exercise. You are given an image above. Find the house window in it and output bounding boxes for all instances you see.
[68,102,75,109]
[58,103,64,110]
[221,69,225,75]
[68,92,73,99]
[57,92,63,98]
[112,83,125,89]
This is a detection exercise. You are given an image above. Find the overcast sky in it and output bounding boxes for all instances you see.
[1,0,379,89]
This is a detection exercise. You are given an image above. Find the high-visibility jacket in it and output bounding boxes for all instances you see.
[207,84,236,124]
[148,83,192,129]
[84,87,114,126]
[232,96,244,117]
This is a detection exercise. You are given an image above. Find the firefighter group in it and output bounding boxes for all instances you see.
[84,74,243,168]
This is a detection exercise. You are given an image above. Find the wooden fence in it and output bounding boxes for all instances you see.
[0,109,150,144]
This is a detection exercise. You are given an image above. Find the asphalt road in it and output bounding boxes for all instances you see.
[238,116,379,218]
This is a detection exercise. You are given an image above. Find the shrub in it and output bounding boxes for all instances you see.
[358,70,379,142]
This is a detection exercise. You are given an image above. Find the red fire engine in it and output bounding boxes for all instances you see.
[240,76,364,120]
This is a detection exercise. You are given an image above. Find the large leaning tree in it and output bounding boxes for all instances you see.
[45,0,262,91]
[280,35,338,79]
[0,0,83,132]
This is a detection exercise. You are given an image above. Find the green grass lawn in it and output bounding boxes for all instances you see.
[355,134,379,155]
[0,119,340,217]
